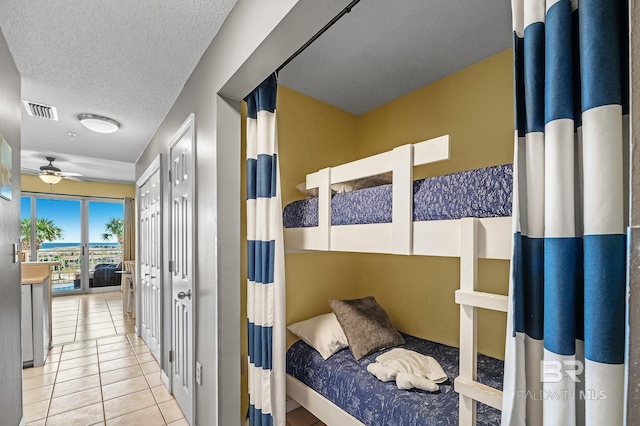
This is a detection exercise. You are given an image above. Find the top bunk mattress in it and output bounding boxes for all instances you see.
[287,333,503,425]
[283,164,513,228]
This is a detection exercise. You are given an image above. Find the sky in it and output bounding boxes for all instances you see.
[21,196,123,243]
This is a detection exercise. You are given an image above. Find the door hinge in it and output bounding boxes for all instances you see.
[169,350,174,363]
[12,243,20,263]
[168,260,173,272]
[168,170,172,183]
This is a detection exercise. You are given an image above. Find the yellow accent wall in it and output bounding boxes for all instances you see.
[276,86,365,330]
[21,175,135,198]
[356,49,514,178]
[351,49,514,359]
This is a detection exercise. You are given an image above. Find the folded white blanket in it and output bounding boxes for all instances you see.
[366,348,447,392]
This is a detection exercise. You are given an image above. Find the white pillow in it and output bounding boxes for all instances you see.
[352,173,393,191]
[296,182,354,198]
[287,313,349,359]
[296,182,318,197]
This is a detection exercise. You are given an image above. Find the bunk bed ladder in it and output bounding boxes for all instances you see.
[455,217,508,425]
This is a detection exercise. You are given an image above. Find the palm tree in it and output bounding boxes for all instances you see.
[102,218,124,245]
[21,217,64,250]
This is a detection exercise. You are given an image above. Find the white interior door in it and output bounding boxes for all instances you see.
[138,167,162,361]
[170,114,195,423]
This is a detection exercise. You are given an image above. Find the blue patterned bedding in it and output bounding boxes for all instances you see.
[283,164,512,228]
[287,334,503,426]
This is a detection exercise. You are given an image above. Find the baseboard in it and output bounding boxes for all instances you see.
[19,416,26,426]
[87,287,121,294]
[161,369,171,390]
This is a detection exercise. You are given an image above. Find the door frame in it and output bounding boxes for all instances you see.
[168,113,196,421]
[135,154,163,367]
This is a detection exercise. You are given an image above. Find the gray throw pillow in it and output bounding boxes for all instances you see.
[329,296,405,360]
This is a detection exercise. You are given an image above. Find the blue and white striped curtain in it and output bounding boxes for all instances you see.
[246,73,286,426]
[502,1,628,425]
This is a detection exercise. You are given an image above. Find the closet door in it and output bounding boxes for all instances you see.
[169,115,195,424]
[139,167,162,361]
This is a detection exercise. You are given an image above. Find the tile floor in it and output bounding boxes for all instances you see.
[51,292,135,345]
[24,291,185,425]
[39,292,320,425]
[23,333,186,425]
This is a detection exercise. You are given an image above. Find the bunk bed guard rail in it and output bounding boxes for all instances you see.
[288,135,451,254]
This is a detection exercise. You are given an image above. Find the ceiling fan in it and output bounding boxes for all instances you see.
[22,157,92,184]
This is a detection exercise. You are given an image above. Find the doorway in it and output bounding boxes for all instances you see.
[21,193,129,346]
[21,194,124,295]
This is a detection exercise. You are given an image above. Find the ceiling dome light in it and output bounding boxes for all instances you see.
[39,172,62,185]
[77,113,120,133]
[38,157,62,184]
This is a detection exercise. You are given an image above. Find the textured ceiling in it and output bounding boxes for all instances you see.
[279,0,513,116]
[0,0,511,184]
[0,0,237,183]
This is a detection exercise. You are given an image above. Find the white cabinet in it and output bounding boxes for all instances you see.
[21,279,51,367]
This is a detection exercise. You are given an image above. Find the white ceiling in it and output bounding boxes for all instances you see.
[0,0,237,183]
[279,0,513,115]
[0,0,512,184]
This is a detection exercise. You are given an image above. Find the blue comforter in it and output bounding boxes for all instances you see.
[283,164,512,228]
[286,333,503,425]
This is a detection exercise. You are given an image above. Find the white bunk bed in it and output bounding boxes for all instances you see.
[283,135,511,426]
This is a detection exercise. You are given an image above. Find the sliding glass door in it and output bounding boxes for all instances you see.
[36,198,83,293]
[88,200,124,288]
[21,194,123,295]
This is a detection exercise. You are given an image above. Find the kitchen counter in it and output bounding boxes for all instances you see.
[22,272,50,285]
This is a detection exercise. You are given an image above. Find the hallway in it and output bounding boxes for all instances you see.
[23,292,185,425]
[32,291,325,426]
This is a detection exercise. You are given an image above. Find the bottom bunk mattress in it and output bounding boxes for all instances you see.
[286,333,503,425]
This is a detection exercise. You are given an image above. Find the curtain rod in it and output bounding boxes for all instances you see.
[276,0,362,73]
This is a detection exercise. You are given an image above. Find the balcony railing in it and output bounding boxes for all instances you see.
[26,246,123,286]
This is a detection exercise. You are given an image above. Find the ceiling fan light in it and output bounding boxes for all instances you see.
[77,113,120,134]
[39,173,62,185]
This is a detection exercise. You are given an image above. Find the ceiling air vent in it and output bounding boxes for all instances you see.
[22,100,59,121]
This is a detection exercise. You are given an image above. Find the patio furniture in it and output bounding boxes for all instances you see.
[91,263,122,287]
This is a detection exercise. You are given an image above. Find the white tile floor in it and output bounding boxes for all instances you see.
[23,292,185,425]
[23,333,187,425]
[51,292,135,345]
[37,293,321,425]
